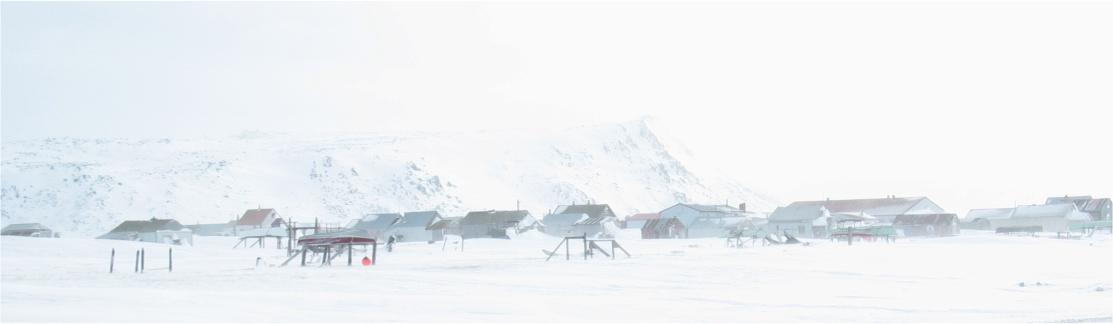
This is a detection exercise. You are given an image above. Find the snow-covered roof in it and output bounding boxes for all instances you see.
[396,211,441,228]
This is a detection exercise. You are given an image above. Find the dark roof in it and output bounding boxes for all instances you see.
[642,218,684,230]
[461,210,531,225]
[396,211,441,228]
[238,208,276,226]
[552,204,616,219]
[107,218,184,233]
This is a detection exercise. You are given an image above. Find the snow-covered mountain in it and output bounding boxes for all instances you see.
[1,118,775,237]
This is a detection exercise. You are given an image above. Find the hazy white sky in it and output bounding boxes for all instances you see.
[3,1,1111,214]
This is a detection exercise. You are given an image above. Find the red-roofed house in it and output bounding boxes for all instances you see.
[235,208,286,234]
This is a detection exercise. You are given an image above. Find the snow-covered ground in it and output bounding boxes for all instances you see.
[2,231,1110,322]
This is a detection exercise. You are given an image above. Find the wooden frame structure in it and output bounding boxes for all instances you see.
[545,235,630,261]
[281,232,377,267]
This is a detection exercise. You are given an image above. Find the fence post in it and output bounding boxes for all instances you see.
[134,250,140,273]
[371,242,377,265]
[169,248,173,272]
[141,248,145,273]
[109,249,115,273]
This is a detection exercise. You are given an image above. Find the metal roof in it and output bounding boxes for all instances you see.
[396,211,441,228]
[105,218,184,233]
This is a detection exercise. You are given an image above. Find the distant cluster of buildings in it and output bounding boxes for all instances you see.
[964,196,1111,233]
[4,193,1109,244]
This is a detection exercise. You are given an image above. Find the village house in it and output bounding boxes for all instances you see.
[962,208,1014,230]
[460,210,538,239]
[385,211,443,243]
[966,204,1091,233]
[767,204,832,238]
[1,223,56,237]
[541,204,618,238]
[426,217,462,238]
[348,213,403,240]
[1046,195,1112,221]
[234,208,286,235]
[776,196,945,225]
[97,218,194,245]
[641,217,686,239]
[659,203,749,226]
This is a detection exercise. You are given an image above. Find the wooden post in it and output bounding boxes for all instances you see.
[141,248,145,273]
[582,236,588,260]
[347,244,353,266]
[134,250,140,273]
[371,242,378,265]
[109,249,115,273]
[322,246,330,266]
[565,238,570,260]
[611,241,616,260]
[300,248,307,266]
[169,248,173,272]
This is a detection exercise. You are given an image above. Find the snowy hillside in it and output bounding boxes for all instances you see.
[1,118,774,237]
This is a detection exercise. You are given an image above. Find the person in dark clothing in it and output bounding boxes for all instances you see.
[386,235,397,252]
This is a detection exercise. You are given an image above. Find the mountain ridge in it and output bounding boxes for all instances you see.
[1,118,775,237]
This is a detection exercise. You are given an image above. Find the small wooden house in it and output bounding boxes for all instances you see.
[427,217,462,238]
[234,208,286,234]
[1,223,56,237]
[386,211,443,243]
[98,218,193,245]
[641,218,686,239]
[542,204,618,238]
[460,210,537,239]
[659,203,748,227]
[766,204,832,238]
